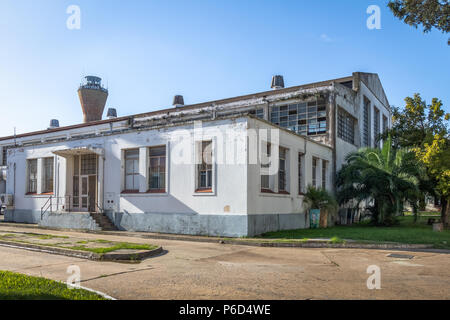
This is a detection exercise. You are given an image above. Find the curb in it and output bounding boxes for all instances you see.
[0,239,163,261]
[0,221,447,253]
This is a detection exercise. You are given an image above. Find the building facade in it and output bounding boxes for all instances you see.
[0,72,390,236]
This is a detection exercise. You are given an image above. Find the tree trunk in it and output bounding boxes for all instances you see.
[441,196,449,228]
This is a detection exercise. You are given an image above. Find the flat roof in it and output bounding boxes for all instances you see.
[0,75,353,142]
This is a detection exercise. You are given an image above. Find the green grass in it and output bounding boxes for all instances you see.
[26,233,69,240]
[0,271,107,300]
[66,242,157,254]
[261,216,450,249]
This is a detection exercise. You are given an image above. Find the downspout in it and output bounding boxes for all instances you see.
[330,86,337,195]
[12,162,16,220]
[102,153,105,214]
[55,157,59,211]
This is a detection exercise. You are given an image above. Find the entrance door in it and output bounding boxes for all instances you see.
[80,175,89,212]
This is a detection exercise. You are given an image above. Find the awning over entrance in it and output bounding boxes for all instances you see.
[52,146,104,158]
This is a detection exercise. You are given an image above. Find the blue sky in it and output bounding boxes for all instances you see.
[0,0,448,137]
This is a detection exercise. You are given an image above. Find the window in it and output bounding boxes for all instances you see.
[27,159,38,194]
[81,154,97,175]
[124,149,139,191]
[278,148,287,192]
[270,98,327,136]
[43,157,54,193]
[322,160,327,189]
[337,107,356,144]
[383,114,388,133]
[298,153,304,194]
[197,141,212,191]
[1,147,7,166]
[312,157,318,187]
[149,146,166,192]
[261,142,271,191]
[373,107,380,148]
[363,97,370,147]
[250,108,264,119]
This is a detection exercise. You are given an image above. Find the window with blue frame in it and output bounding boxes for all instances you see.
[269,98,327,136]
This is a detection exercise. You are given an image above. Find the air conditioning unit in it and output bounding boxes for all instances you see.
[0,194,13,206]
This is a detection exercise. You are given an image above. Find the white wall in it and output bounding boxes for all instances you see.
[6,118,249,216]
[247,118,333,215]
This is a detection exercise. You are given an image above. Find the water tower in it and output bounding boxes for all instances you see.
[78,76,108,123]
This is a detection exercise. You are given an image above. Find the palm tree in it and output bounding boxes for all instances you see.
[303,185,338,228]
[303,185,338,212]
[336,136,420,226]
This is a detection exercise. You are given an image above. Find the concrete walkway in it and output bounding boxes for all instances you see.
[0,223,449,299]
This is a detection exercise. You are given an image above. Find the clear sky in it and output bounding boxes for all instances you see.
[0,0,448,137]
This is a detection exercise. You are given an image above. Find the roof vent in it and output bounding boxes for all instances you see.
[173,95,184,107]
[271,75,285,90]
[106,108,117,119]
[48,119,60,129]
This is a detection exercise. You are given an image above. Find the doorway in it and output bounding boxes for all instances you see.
[72,154,97,212]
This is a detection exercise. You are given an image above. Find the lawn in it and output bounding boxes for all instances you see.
[0,232,157,255]
[69,241,157,254]
[0,271,108,300]
[260,215,450,249]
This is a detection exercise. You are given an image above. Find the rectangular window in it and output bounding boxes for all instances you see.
[322,160,327,189]
[312,157,318,188]
[298,153,304,194]
[383,114,388,133]
[81,154,96,175]
[278,148,287,192]
[27,159,38,194]
[197,141,212,191]
[261,142,271,191]
[43,157,54,193]
[250,108,264,119]
[270,98,327,136]
[337,107,356,144]
[374,107,380,148]
[149,146,166,192]
[1,147,7,166]
[363,97,370,147]
[124,149,139,191]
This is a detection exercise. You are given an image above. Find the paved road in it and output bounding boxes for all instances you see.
[0,224,448,300]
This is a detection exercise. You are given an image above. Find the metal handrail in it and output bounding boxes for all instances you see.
[40,196,52,220]
[95,202,104,214]
[40,195,99,218]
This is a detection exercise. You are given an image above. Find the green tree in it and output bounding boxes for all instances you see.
[382,93,450,226]
[337,137,420,226]
[387,0,450,44]
[303,185,338,212]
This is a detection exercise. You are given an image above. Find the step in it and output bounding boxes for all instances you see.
[89,213,118,231]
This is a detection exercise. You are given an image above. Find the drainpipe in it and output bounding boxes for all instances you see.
[101,152,105,215]
[330,87,337,195]
[12,162,16,220]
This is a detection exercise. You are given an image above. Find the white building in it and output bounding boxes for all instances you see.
[0,72,391,237]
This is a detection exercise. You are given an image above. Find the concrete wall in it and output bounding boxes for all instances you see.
[356,80,391,149]
[106,211,309,237]
[334,84,360,171]
[106,211,248,237]
[4,209,40,224]
[247,213,309,236]
[246,118,333,221]
[40,212,101,230]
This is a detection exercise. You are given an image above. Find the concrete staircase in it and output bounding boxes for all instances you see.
[89,212,118,231]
